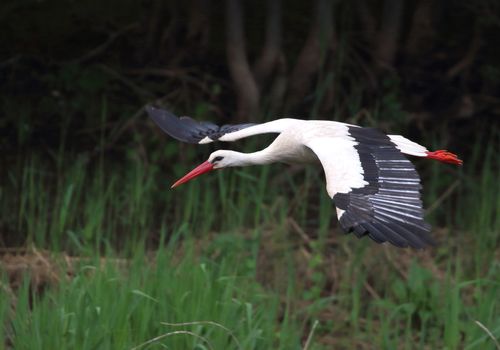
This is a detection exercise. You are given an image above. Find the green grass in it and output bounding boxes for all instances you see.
[1,123,499,349]
[1,246,307,349]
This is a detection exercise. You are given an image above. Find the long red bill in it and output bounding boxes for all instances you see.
[171,161,214,188]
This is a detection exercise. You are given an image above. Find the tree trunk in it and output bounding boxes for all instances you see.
[286,0,333,112]
[405,0,435,56]
[226,0,260,121]
[187,0,211,49]
[375,0,405,70]
[355,0,376,45]
[143,0,165,61]
[268,53,287,115]
[253,0,282,90]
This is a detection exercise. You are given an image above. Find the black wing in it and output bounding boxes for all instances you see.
[146,106,256,144]
[308,126,435,249]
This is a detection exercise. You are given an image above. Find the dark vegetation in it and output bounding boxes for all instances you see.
[0,0,499,348]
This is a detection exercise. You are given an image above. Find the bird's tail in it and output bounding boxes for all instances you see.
[389,135,463,165]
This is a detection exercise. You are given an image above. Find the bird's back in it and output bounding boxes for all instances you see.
[260,119,353,164]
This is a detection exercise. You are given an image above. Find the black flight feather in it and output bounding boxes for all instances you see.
[146,106,256,144]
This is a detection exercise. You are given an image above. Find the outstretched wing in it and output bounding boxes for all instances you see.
[306,126,434,249]
[146,106,257,144]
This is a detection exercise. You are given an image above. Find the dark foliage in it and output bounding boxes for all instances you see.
[1,0,499,156]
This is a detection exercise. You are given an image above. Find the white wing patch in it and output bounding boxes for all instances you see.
[198,136,213,144]
[306,137,368,204]
[389,135,428,157]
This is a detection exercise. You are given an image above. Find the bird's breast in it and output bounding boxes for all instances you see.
[269,130,319,165]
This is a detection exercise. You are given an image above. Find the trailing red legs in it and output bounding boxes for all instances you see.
[425,150,463,165]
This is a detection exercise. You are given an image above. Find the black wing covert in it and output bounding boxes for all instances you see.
[307,126,435,249]
[334,127,435,248]
[146,106,256,144]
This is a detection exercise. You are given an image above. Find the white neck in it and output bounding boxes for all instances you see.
[243,149,277,166]
[221,148,278,168]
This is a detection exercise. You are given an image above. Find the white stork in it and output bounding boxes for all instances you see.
[147,106,462,249]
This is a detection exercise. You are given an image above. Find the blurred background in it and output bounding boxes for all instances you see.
[0,0,499,349]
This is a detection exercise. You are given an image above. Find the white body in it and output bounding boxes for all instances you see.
[205,118,430,224]
[208,118,428,191]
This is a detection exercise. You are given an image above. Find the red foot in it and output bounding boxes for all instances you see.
[426,150,463,165]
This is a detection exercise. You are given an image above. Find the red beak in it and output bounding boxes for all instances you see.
[171,161,214,188]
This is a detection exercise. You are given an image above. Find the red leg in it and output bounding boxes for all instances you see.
[426,150,463,165]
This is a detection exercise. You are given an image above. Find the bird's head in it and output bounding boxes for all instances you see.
[171,150,242,188]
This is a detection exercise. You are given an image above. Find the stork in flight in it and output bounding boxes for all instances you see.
[146,106,462,249]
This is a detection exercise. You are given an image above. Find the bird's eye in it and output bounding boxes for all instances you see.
[212,156,224,162]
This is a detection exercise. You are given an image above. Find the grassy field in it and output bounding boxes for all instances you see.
[1,117,499,349]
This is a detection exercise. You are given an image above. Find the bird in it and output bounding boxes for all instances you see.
[146,106,462,249]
